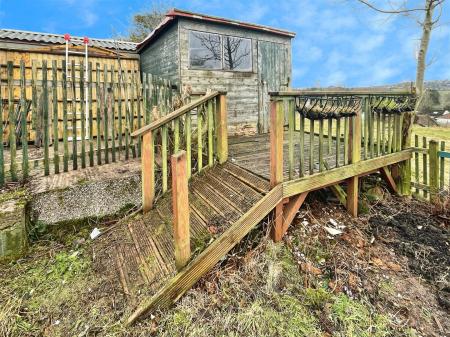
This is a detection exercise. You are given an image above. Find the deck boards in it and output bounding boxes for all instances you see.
[113,163,268,296]
[228,131,346,180]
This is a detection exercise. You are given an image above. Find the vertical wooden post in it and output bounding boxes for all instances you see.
[429,140,440,204]
[171,151,191,271]
[270,99,284,188]
[398,111,413,196]
[7,61,18,181]
[346,103,362,217]
[142,131,155,213]
[216,94,228,164]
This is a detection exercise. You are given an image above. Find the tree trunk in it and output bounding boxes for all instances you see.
[415,0,435,97]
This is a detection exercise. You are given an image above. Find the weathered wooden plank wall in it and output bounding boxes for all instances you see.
[138,18,292,134]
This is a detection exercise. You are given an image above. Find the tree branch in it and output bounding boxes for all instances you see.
[356,0,427,13]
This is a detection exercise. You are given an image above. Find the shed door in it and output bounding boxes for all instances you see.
[258,41,290,133]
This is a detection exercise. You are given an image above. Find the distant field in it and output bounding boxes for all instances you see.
[412,125,450,150]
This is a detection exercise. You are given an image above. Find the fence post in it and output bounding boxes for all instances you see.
[171,151,191,270]
[429,140,440,204]
[216,94,228,164]
[346,99,362,217]
[142,131,155,213]
[398,111,413,196]
[270,98,284,188]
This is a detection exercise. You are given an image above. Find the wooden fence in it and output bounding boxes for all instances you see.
[412,136,450,202]
[0,60,176,186]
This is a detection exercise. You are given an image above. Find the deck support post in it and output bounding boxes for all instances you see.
[216,93,228,164]
[429,140,440,204]
[379,166,398,194]
[171,151,191,271]
[346,103,362,217]
[142,131,155,213]
[270,99,284,188]
[271,193,308,242]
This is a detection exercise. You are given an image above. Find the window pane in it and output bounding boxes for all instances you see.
[223,36,252,71]
[189,31,222,69]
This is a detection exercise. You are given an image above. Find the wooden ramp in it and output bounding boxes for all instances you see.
[112,163,272,323]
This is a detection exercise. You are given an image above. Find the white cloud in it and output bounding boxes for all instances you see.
[83,10,98,27]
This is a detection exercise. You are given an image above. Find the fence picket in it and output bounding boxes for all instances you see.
[51,60,59,174]
[20,60,29,179]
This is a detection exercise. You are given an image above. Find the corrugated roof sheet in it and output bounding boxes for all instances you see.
[0,29,138,51]
[137,8,295,51]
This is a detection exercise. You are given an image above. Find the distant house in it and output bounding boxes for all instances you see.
[436,111,450,127]
[137,9,295,133]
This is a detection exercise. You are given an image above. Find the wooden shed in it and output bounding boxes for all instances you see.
[137,9,295,133]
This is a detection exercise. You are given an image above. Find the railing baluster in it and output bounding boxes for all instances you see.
[88,62,94,166]
[336,117,341,168]
[186,111,192,177]
[216,94,228,164]
[299,114,305,177]
[343,117,348,165]
[197,104,203,172]
[207,99,214,167]
[318,118,324,172]
[288,99,295,178]
[327,118,332,154]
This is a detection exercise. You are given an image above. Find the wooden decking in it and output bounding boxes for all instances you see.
[229,131,346,179]
[112,162,269,298]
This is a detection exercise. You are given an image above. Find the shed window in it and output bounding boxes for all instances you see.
[189,31,222,69]
[223,36,252,71]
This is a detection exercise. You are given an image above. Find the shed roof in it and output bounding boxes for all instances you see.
[0,29,138,52]
[137,8,296,52]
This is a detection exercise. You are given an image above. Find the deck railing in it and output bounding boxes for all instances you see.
[268,90,418,217]
[0,60,175,186]
[132,91,227,212]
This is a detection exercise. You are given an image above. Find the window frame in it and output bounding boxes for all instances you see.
[188,30,223,70]
[187,29,253,73]
[222,34,253,72]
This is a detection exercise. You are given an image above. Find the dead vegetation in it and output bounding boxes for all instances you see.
[0,185,449,336]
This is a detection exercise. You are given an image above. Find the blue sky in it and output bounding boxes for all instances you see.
[1,0,449,87]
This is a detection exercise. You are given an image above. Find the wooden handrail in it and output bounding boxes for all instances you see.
[269,89,415,97]
[131,91,224,138]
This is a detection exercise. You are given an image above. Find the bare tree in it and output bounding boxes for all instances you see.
[223,36,251,70]
[128,1,171,42]
[356,0,446,97]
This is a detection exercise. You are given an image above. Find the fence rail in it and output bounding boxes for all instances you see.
[0,60,176,186]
